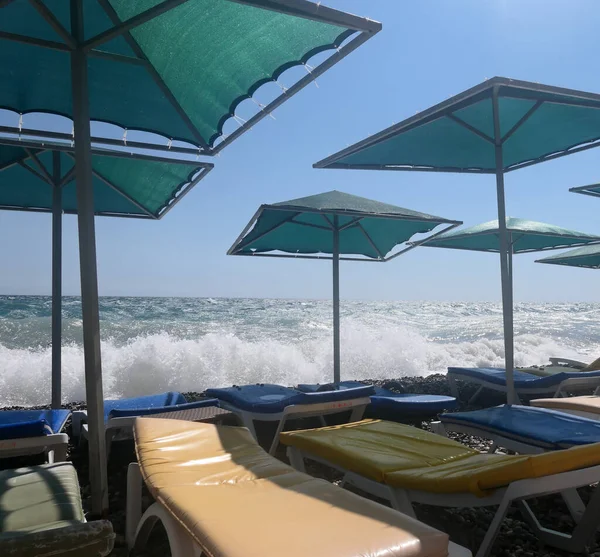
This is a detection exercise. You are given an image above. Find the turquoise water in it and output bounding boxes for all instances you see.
[0,295,599,406]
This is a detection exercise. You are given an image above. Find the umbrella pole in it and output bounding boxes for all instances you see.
[492,87,516,405]
[70,0,108,516]
[333,216,341,383]
[51,152,62,410]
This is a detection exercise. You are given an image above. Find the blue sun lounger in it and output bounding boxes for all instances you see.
[72,392,219,456]
[447,367,600,404]
[205,383,373,454]
[436,405,600,453]
[0,408,70,462]
[297,381,457,419]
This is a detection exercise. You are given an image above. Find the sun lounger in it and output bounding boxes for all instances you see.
[517,356,600,376]
[0,462,114,557]
[0,409,70,462]
[205,383,373,453]
[447,366,600,403]
[297,380,457,418]
[72,391,218,456]
[126,417,471,557]
[281,419,600,557]
[435,404,600,453]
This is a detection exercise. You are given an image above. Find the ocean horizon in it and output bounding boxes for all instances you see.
[1,295,598,407]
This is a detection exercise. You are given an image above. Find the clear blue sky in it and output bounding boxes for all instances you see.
[2,0,600,302]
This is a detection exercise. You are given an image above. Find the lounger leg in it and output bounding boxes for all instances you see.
[388,488,417,519]
[468,386,483,405]
[476,496,512,557]
[487,442,498,454]
[268,417,288,455]
[131,502,197,557]
[448,375,460,398]
[349,405,366,422]
[286,447,307,473]
[430,421,447,437]
[561,489,586,523]
[52,443,68,463]
[105,429,115,461]
[126,463,143,549]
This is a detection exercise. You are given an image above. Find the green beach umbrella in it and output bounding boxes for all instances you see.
[1,0,380,513]
[228,190,461,382]
[314,77,600,404]
[0,136,212,411]
[537,244,600,269]
[420,217,600,365]
[570,183,600,200]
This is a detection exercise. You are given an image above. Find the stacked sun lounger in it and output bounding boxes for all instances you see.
[127,417,471,557]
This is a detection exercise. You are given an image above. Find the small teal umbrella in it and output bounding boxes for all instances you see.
[229,190,461,382]
[537,244,600,269]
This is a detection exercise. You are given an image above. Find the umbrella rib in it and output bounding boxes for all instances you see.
[25,148,55,184]
[59,165,76,188]
[94,0,210,150]
[321,214,335,229]
[231,212,302,253]
[356,222,384,259]
[447,113,494,144]
[289,218,333,231]
[0,30,70,52]
[28,0,76,49]
[83,0,191,51]
[338,217,363,231]
[501,101,543,144]
[18,160,53,186]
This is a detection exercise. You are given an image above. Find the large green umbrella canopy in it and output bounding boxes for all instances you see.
[229,190,461,382]
[421,217,600,366]
[0,137,211,411]
[537,245,600,269]
[1,0,380,514]
[1,0,381,153]
[313,77,600,405]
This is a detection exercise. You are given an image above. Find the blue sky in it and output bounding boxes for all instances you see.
[2,0,600,302]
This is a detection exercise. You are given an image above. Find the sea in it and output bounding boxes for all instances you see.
[0,295,599,407]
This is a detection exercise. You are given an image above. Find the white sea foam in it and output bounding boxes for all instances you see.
[0,318,589,406]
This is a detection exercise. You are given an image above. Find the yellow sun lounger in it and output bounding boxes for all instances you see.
[280,419,600,557]
[126,418,471,557]
[519,356,600,377]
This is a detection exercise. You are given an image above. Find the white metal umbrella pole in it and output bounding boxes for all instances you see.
[70,0,109,516]
[492,87,516,405]
[51,151,62,409]
[332,215,341,383]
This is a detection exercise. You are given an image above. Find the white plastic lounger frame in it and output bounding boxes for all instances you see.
[218,397,370,454]
[286,446,600,557]
[0,433,68,462]
[448,372,600,405]
[429,420,588,523]
[72,410,142,459]
[125,462,472,557]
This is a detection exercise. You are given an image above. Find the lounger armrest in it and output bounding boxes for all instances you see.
[0,520,115,557]
[108,398,219,419]
[555,376,600,397]
[549,358,588,369]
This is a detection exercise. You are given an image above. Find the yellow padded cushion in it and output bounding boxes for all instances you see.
[531,395,600,415]
[134,418,452,557]
[280,419,600,497]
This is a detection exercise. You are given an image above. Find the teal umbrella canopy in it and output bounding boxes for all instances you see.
[0,141,212,219]
[570,183,600,200]
[1,0,380,154]
[230,190,461,384]
[422,218,600,254]
[314,77,600,173]
[229,190,461,259]
[537,245,600,269]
